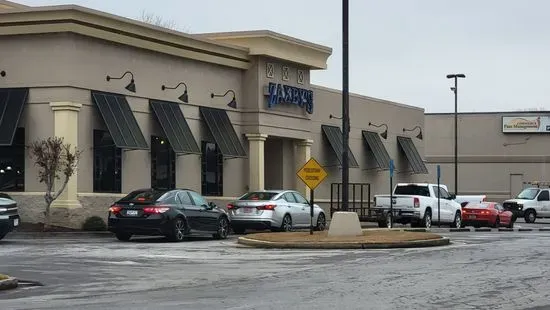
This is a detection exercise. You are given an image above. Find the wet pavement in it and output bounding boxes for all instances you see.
[1,230,550,310]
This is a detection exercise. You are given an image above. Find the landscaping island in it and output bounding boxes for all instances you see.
[238,230,450,249]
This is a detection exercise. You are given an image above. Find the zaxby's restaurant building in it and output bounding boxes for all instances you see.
[0,1,427,227]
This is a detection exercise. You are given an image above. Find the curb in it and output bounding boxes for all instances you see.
[8,231,113,238]
[0,277,18,291]
[362,227,550,233]
[237,236,450,249]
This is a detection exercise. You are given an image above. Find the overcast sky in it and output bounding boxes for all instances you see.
[14,0,550,113]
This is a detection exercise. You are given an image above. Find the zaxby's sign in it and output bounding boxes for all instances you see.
[264,82,314,114]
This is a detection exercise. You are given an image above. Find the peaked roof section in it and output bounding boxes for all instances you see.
[198,30,332,70]
[0,0,28,10]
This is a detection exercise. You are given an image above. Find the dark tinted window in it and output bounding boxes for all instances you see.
[0,127,25,192]
[119,189,168,202]
[151,136,175,190]
[394,185,430,197]
[538,190,549,201]
[239,192,278,201]
[93,130,121,193]
[201,141,223,196]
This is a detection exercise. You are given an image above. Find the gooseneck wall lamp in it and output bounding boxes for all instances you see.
[106,71,136,93]
[0,71,5,77]
[211,89,237,109]
[403,125,423,140]
[368,122,388,140]
[162,82,189,103]
[329,114,342,120]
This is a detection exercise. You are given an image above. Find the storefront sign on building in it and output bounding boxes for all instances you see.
[265,82,314,114]
[502,116,550,133]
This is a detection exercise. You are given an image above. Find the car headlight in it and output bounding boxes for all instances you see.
[0,207,7,212]
[517,204,523,210]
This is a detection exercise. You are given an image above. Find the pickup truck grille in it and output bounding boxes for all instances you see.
[503,202,521,213]
[0,202,18,217]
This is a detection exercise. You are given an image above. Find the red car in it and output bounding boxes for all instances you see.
[461,202,514,228]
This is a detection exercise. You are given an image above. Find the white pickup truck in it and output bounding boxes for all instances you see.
[503,187,550,223]
[373,183,463,229]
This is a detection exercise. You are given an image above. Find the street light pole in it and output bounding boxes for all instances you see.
[446,73,466,196]
[341,0,350,211]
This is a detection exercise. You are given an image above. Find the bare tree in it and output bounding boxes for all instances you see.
[28,137,81,231]
[140,10,178,30]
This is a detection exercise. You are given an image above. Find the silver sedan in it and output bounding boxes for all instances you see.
[227,190,327,233]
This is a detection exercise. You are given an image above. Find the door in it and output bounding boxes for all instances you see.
[176,191,203,231]
[495,203,511,225]
[537,190,550,217]
[291,191,313,226]
[432,186,453,222]
[188,190,218,231]
[510,174,524,199]
[282,192,307,225]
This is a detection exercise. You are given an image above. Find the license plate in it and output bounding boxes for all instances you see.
[13,218,18,226]
[468,215,476,219]
[126,210,139,216]
[243,208,254,213]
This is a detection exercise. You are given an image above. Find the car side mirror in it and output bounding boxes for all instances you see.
[207,202,216,209]
[448,194,456,200]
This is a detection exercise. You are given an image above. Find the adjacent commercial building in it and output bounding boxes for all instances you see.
[0,1,428,227]
[426,112,550,202]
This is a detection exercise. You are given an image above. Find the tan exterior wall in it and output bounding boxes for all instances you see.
[425,112,550,202]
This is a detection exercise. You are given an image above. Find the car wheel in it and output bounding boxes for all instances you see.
[451,211,462,229]
[524,210,536,223]
[280,214,292,232]
[213,217,229,240]
[232,226,246,234]
[315,213,327,231]
[493,217,500,228]
[422,210,432,229]
[169,217,186,242]
[115,232,131,241]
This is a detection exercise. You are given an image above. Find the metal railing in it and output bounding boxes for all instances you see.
[330,182,374,221]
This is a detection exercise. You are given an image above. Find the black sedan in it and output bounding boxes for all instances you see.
[107,188,230,242]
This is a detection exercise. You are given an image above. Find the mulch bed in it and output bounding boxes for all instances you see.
[243,230,442,243]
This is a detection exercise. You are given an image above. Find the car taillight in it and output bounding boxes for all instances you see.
[413,197,420,208]
[481,210,490,215]
[227,204,235,210]
[143,207,170,214]
[109,205,122,214]
[257,204,276,211]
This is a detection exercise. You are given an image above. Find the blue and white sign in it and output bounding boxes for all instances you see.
[265,82,314,114]
[389,159,394,178]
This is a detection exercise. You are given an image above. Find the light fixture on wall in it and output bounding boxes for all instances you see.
[329,114,342,120]
[0,71,5,77]
[211,89,237,108]
[368,122,388,140]
[106,71,136,93]
[161,82,189,103]
[403,125,423,140]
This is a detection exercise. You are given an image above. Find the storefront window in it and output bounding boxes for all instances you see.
[0,127,25,192]
[201,141,223,196]
[93,130,121,193]
[151,136,175,190]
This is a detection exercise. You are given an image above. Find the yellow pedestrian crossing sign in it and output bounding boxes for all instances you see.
[296,157,328,190]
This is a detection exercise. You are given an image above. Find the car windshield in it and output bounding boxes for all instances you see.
[119,189,167,202]
[394,185,430,197]
[239,192,278,201]
[465,203,489,209]
[516,188,540,200]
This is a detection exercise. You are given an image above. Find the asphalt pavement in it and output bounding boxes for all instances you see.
[1,228,550,310]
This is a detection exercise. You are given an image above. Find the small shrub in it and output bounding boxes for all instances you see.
[82,216,107,231]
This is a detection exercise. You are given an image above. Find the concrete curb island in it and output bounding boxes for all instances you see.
[237,235,450,249]
[0,275,18,291]
[362,227,550,233]
[8,231,113,239]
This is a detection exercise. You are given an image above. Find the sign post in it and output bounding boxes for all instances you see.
[296,157,328,235]
[437,164,441,228]
[389,159,394,229]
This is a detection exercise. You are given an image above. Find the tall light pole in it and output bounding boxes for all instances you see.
[446,73,466,196]
[341,0,350,211]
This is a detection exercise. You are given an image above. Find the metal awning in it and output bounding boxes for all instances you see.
[91,91,148,150]
[321,125,359,167]
[0,88,28,146]
[199,107,246,158]
[362,130,391,169]
[149,100,200,155]
[397,136,428,174]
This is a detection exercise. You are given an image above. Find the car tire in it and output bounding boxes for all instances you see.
[213,217,229,240]
[115,232,131,241]
[168,217,186,242]
[422,210,432,229]
[451,211,462,229]
[280,214,292,232]
[315,213,327,231]
[493,217,500,228]
[524,210,536,223]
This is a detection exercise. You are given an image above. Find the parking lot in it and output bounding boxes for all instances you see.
[2,222,550,310]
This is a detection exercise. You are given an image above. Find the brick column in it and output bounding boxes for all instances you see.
[49,102,82,209]
[245,133,268,191]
